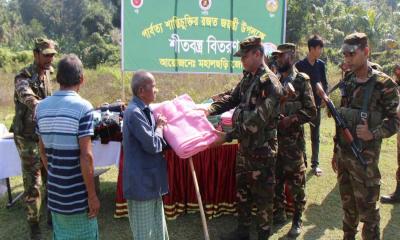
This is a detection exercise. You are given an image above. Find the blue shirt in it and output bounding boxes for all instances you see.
[122,97,168,201]
[295,58,328,107]
[36,90,94,214]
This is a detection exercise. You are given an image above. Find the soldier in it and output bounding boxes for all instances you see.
[272,43,317,237]
[203,36,283,240]
[332,33,399,240]
[380,63,400,204]
[12,38,56,239]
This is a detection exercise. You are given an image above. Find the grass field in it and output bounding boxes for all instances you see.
[0,117,399,240]
[0,65,399,239]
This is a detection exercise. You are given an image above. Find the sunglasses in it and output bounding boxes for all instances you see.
[42,53,55,58]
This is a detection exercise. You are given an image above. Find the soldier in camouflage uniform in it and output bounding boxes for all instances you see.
[272,43,317,237]
[12,38,56,239]
[332,33,399,240]
[380,63,400,204]
[205,36,283,240]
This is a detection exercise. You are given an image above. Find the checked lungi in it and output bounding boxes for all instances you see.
[127,198,169,240]
[51,211,99,240]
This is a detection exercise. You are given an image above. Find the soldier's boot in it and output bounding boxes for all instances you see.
[273,209,287,225]
[288,214,303,238]
[380,181,400,204]
[257,228,271,240]
[29,223,43,240]
[219,225,250,240]
[343,233,356,240]
[47,209,52,226]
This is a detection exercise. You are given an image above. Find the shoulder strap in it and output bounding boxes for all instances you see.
[360,76,376,120]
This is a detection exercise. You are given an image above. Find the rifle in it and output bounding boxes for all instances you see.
[315,82,367,168]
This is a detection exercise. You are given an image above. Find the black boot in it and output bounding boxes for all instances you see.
[220,225,250,240]
[273,209,287,225]
[257,228,271,240]
[29,223,43,240]
[380,181,400,204]
[288,214,303,238]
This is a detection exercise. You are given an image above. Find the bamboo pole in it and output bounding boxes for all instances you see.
[188,157,210,240]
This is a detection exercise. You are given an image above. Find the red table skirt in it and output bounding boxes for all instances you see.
[114,144,294,220]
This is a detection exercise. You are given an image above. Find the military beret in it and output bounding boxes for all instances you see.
[234,36,263,57]
[34,38,57,54]
[341,32,368,53]
[272,43,296,54]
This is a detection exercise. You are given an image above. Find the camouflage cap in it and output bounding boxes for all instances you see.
[34,38,57,54]
[233,36,263,57]
[341,32,368,53]
[272,43,296,54]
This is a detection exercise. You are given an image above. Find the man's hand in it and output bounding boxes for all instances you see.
[356,120,373,141]
[155,114,167,128]
[88,195,100,218]
[278,115,298,129]
[210,130,226,147]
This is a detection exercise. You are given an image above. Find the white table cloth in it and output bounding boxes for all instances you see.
[0,138,121,179]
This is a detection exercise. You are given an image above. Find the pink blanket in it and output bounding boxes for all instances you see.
[151,95,218,159]
[220,108,234,126]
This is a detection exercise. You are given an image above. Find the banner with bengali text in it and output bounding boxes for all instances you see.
[122,0,286,73]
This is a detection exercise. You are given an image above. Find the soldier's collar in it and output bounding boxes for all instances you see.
[243,65,265,78]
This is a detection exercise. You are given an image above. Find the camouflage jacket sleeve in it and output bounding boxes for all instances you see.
[371,75,399,140]
[14,69,40,111]
[293,73,317,125]
[208,82,241,115]
[240,72,282,134]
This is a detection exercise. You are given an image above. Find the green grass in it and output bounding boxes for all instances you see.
[1,117,399,240]
[0,64,398,239]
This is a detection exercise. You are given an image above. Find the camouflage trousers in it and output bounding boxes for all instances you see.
[235,148,276,232]
[337,150,381,240]
[397,132,400,181]
[274,165,306,217]
[275,132,307,216]
[14,135,47,225]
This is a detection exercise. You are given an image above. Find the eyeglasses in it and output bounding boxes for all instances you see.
[42,53,55,58]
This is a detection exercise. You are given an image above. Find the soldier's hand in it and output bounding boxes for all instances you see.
[278,115,298,129]
[88,195,100,218]
[194,107,210,117]
[331,156,338,174]
[325,106,332,118]
[210,130,226,147]
[356,120,373,141]
[320,101,326,108]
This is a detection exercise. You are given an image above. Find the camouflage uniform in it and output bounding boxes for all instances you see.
[274,64,316,224]
[12,39,55,232]
[335,33,399,240]
[209,37,283,239]
[380,65,400,203]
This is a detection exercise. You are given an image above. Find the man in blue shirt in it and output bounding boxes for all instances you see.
[295,35,328,176]
[122,71,169,240]
[36,54,100,239]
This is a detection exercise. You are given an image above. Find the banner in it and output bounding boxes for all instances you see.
[122,0,286,73]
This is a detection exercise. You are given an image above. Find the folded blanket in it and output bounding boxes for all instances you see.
[151,94,219,159]
[220,108,235,127]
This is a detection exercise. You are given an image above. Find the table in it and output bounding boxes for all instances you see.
[0,138,121,207]
[114,144,295,220]
[115,144,239,219]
